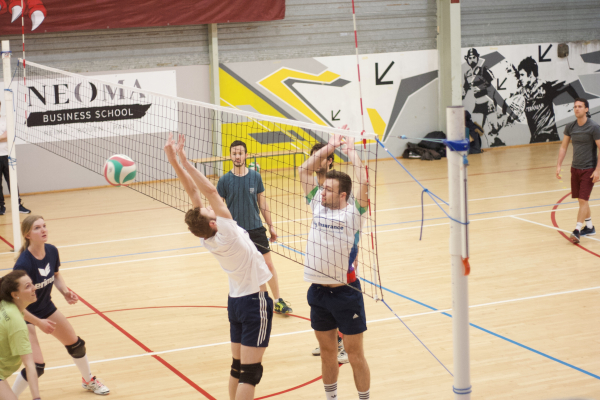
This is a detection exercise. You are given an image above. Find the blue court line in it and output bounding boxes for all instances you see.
[274,242,305,256]
[361,278,600,381]
[253,245,600,380]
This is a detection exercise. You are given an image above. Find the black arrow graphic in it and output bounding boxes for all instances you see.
[331,110,341,121]
[376,61,394,85]
[538,44,552,63]
[497,77,507,90]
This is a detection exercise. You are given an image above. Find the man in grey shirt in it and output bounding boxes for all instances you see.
[556,98,600,243]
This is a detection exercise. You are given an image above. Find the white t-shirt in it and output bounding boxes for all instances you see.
[304,187,366,284]
[0,118,7,156]
[200,217,272,297]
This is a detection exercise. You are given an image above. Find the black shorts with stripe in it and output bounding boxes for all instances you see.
[228,291,273,347]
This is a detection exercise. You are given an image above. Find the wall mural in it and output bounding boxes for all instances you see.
[218,42,600,159]
[462,43,600,148]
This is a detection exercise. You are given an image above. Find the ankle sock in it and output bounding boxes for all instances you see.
[324,382,338,399]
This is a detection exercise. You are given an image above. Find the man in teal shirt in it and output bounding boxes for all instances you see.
[217,141,292,314]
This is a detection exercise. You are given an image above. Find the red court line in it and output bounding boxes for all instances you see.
[2,236,213,397]
[550,192,600,258]
[67,305,228,319]
[70,290,217,400]
[66,305,334,398]
[0,234,14,249]
[256,376,324,399]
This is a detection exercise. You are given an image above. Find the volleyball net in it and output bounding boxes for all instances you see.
[11,60,383,299]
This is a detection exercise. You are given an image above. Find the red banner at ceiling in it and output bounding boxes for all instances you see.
[0,0,285,34]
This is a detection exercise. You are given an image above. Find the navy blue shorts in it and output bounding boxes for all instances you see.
[25,303,57,325]
[228,291,273,347]
[307,280,367,335]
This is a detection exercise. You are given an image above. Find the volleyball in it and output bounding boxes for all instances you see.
[103,155,137,186]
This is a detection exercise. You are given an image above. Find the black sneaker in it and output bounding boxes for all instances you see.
[581,226,596,236]
[0,206,5,215]
[569,229,580,244]
[18,204,31,214]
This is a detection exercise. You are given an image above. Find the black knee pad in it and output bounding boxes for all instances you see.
[238,363,263,386]
[20,363,46,381]
[65,337,86,359]
[230,358,241,379]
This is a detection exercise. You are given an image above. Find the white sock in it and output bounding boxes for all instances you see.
[358,389,370,399]
[12,372,29,396]
[585,218,593,229]
[73,355,93,382]
[324,382,338,399]
[576,222,583,231]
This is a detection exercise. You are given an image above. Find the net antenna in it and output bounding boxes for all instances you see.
[10,57,383,300]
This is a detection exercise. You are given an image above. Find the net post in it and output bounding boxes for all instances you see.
[446,105,471,398]
[1,40,22,252]
[208,23,222,177]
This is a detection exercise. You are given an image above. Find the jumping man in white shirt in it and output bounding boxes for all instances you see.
[164,133,273,400]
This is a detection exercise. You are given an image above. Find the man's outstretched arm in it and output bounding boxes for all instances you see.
[298,132,344,196]
[344,143,369,210]
[177,135,232,219]
[164,133,202,209]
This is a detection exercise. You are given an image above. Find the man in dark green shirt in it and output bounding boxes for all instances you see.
[217,141,292,314]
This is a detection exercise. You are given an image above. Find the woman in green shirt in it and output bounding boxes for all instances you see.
[0,270,41,400]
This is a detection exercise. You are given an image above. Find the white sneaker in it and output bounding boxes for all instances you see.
[82,376,110,395]
[312,338,349,364]
[337,349,349,364]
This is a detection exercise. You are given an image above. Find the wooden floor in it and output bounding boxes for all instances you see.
[0,142,598,400]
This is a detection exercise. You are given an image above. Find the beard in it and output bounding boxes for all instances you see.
[233,160,245,167]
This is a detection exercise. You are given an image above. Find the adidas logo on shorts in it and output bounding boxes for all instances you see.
[353,314,359,319]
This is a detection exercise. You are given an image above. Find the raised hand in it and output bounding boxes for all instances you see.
[176,134,189,162]
[164,132,178,162]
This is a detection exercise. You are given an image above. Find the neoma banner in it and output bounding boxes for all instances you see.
[0,0,285,33]
[16,69,177,143]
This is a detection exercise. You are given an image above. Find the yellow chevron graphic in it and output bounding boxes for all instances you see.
[259,68,341,126]
[366,108,386,142]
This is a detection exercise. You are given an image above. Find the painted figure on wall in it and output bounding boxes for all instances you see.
[507,56,579,143]
[462,48,518,147]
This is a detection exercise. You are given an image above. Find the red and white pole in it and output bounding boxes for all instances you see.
[351,0,366,136]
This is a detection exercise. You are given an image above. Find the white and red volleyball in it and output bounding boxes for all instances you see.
[103,155,137,186]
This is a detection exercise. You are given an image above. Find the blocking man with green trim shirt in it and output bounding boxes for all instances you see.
[298,127,372,400]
